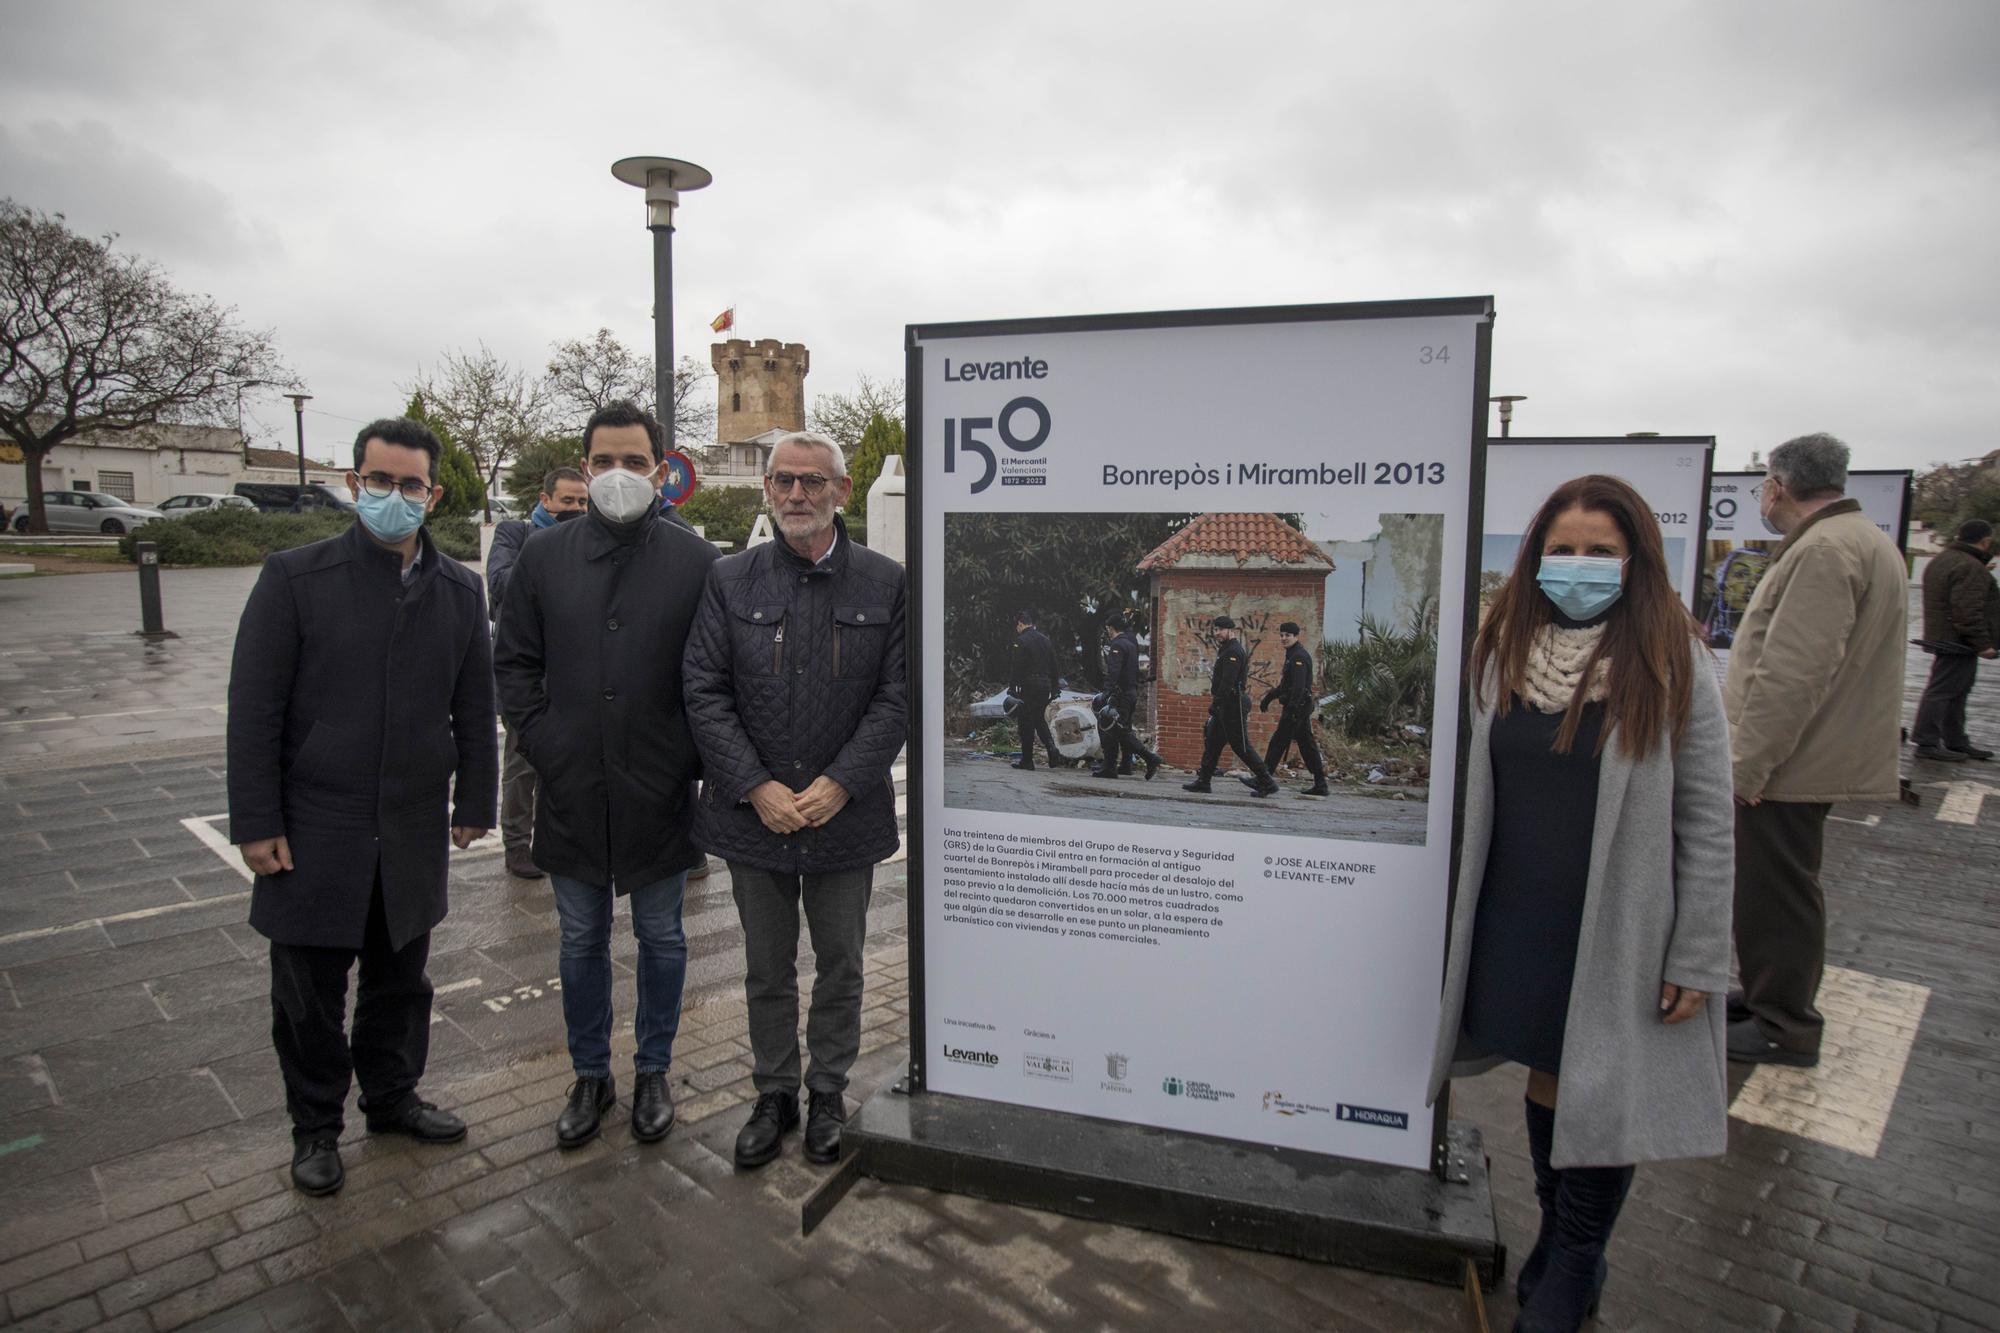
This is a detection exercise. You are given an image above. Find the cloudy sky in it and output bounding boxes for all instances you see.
[4,1,1993,471]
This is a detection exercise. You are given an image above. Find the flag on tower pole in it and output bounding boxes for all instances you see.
[710,307,735,333]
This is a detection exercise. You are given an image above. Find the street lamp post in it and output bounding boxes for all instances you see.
[284,392,312,485]
[610,156,712,448]
[1490,394,1527,438]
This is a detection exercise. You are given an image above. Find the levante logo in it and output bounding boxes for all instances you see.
[944,1044,1000,1068]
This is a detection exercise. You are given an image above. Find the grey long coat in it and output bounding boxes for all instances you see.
[1426,640,1735,1167]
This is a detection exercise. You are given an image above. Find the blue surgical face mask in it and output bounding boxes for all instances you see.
[354,488,427,544]
[1536,555,1625,620]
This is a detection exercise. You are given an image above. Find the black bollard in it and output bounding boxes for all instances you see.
[134,540,179,641]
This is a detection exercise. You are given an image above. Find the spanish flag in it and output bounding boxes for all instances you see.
[710,307,735,333]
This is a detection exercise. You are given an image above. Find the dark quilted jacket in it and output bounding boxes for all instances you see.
[1920,541,1999,654]
[683,517,906,874]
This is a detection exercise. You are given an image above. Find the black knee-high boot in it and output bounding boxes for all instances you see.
[1514,1159,1634,1333]
[1517,1098,1559,1306]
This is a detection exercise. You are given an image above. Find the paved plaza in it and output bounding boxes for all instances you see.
[0,564,1995,1330]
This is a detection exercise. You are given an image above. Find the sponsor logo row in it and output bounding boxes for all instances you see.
[940,1045,1405,1130]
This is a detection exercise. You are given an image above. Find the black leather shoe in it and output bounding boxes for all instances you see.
[1961,745,1995,761]
[1251,776,1280,797]
[1010,760,1035,771]
[556,1075,616,1149]
[1726,1018,1818,1067]
[804,1090,847,1165]
[1182,778,1212,793]
[364,1098,466,1143]
[1915,745,1967,762]
[734,1090,800,1169]
[631,1072,675,1143]
[291,1138,344,1196]
[1143,753,1160,780]
[1304,779,1330,796]
[1092,767,1120,779]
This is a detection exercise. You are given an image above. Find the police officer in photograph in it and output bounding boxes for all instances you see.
[1184,614,1278,796]
[1258,621,1330,796]
[1095,612,1161,780]
[1008,610,1060,771]
[227,416,496,1197]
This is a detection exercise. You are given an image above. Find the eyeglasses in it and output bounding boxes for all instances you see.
[767,471,831,497]
[356,472,434,502]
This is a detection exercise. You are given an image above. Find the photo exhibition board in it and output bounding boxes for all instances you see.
[1701,470,1911,654]
[909,300,1493,1170]
[1484,439,1715,614]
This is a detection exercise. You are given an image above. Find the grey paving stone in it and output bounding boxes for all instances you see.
[7,929,241,1005]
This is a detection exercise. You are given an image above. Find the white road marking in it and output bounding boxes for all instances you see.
[183,815,254,882]
[1729,964,1929,1157]
[1923,779,1996,826]
[0,891,251,949]
[1827,812,1880,827]
[435,977,484,996]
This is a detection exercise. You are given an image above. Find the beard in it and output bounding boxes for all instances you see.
[772,496,836,542]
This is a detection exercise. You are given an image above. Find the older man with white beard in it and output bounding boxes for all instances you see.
[683,431,907,1168]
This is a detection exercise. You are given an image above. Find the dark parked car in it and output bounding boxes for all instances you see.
[233,481,356,514]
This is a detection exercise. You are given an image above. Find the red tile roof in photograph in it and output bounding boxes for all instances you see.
[1137,512,1334,572]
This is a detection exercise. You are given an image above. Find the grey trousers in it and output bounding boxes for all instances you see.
[728,861,874,1097]
[499,717,537,852]
[1733,800,1832,1055]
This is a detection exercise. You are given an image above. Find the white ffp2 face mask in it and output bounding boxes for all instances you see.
[588,467,657,523]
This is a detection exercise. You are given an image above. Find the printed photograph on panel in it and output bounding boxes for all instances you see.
[941,511,1444,845]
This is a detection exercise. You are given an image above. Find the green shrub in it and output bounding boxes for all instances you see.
[121,508,482,567]
[1320,595,1439,742]
[676,486,764,551]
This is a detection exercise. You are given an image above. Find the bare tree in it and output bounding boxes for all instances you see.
[809,373,905,458]
[407,345,547,524]
[543,328,715,444]
[0,200,290,533]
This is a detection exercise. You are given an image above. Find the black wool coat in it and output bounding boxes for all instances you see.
[493,504,719,892]
[227,524,498,951]
[683,517,906,874]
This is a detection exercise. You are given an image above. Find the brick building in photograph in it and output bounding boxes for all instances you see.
[1138,512,1332,770]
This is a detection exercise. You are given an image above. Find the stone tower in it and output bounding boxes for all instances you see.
[711,338,810,444]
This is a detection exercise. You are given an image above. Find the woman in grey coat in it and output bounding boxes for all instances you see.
[1427,476,1734,1333]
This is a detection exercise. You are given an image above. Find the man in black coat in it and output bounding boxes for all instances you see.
[684,430,906,1171]
[1008,610,1059,770]
[1183,615,1278,796]
[494,402,720,1151]
[486,467,588,879]
[1258,621,1329,795]
[1094,613,1160,780]
[1911,518,1998,761]
[227,417,496,1197]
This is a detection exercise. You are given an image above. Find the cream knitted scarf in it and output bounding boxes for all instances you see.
[1521,621,1610,714]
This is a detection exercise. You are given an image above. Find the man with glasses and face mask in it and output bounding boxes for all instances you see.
[486,467,588,880]
[493,402,720,1149]
[684,430,906,1170]
[228,417,496,1196]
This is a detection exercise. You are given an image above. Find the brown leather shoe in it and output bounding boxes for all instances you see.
[505,846,543,879]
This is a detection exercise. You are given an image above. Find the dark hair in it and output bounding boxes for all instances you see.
[1474,474,1700,758]
[1958,518,1994,544]
[583,401,664,462]
[1279,621,1300,635]
[1104,612,1128,632]
[1014,610,1035,626]
[542,466,585,496]
[353,417,442,481]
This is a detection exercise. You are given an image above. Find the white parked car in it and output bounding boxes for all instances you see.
[158,493,257,519]
[11,491,166,534]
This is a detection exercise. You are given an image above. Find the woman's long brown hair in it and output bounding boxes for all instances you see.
[1473,474,1700,757]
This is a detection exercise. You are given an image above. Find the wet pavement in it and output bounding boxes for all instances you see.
[0,565,1994,1330]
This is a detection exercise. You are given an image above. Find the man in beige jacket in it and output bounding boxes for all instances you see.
[1723,434,1907,1067]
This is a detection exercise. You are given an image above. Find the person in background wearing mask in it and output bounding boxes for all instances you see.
[684,430,906,1170]
[1910,517,1998,762]
[486,467,588,880]
[227,417,496,1196]
[1427,475,1733,1333]
[493,402,719,1149]
[1724,434,1906,1069]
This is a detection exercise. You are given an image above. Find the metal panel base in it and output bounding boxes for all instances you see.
[847,1081,1502,1289]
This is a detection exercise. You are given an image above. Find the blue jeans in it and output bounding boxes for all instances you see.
[549,872,688,1079]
